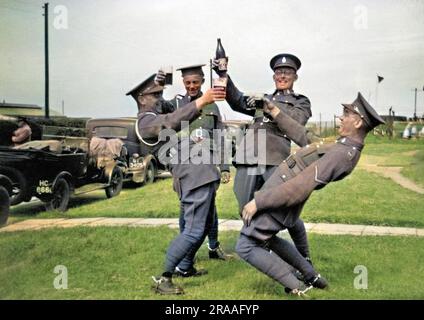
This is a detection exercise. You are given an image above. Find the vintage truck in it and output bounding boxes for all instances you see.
[86,117,170,185]
[0,136,125,224]
[0,116,171,225]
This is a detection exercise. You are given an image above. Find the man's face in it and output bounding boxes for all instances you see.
[337,108,363,136]
[183,75,204,97]
[137,92,161,112]
[273,67,297,91]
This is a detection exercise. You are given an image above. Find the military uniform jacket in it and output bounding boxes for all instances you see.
[169,93,230,172]
[225,76,312,166]
[137,101,220,194]
[241,136,363,240]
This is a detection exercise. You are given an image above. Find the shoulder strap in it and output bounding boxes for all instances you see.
[135,112,161,147]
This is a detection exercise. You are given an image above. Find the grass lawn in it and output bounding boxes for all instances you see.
[8,135,424,228]
[9,166,424,228]
[363,135,424,187]
[402,150,424,187]
[0,226,423,299]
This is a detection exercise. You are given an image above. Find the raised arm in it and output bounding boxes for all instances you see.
[138,88,226,139]
[224,75,256,117]
[262,98,315,147]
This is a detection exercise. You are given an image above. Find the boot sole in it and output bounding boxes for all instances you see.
[151,285,184,295]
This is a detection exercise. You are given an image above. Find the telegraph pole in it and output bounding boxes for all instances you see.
[319,113,322,136]
[414,88,417,120]
[333,114,337,136]
[412,87,424,121]
[43,3,49,118]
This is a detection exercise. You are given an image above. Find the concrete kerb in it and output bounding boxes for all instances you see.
[312,223,366,236]
[1,218,424,237]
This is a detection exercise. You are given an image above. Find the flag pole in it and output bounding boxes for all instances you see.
[375,74,379,112]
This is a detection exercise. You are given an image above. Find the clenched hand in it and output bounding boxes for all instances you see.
[221,171,231,184]
[242,199,258,227]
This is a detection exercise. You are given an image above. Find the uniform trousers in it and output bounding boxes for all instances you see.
[233,165,310,258]
[179,189,220,250]
[165,181,218,273]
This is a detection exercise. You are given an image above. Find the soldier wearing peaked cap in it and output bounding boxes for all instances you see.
[126,74,175,115]
[236,93,385,296]
[155,64,232,261]
[129,72,227,295]
[212,53,313,264]
[126,74,164,98]
[126,74,175,157]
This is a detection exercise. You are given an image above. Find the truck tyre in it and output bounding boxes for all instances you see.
[45,178,70,212]
[105,166,123,198]
[0,186,10,226]
[0,167,28,206]
[144,160,156,185]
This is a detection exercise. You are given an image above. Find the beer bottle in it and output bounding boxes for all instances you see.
[216,38,226,60]
[215,38,228,75]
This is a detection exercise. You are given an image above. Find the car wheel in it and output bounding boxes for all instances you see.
[144,161,156,185]
[105,166,123,198]
[0,167,28,206]
[45,178,70,212]
[0,186,10,226]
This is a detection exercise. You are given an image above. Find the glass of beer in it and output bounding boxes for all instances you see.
[212,77,227,101]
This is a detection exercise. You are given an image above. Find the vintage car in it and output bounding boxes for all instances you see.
[0,137,124,216]
[86,117,170,185]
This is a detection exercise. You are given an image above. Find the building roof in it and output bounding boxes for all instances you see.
[0,102,62,116]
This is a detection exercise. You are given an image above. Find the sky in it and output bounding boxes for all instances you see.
[1,0,424,121]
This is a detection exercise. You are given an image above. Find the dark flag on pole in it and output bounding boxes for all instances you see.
[377,75,384,83]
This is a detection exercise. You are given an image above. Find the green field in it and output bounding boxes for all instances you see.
[2,135,424,300]
[9,169,424,228]
[364,134,424,187]
[1,227,423,300]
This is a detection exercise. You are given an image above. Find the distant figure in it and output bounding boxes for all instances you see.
[402,123,411,139]
[411,125,418,139]
[419,126,424,137]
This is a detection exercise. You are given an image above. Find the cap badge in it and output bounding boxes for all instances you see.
[282,57,287,63]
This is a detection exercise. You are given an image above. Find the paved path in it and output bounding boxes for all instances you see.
[1,218,423,237]
[359,154,424,194]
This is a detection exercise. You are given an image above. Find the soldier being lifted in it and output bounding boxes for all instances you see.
[236,93,385,296]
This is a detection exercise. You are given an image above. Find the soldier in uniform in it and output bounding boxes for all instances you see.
[127,73,226,295]
[212,53,313,263]
[154,64,231,260]
[236,93,385,295]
